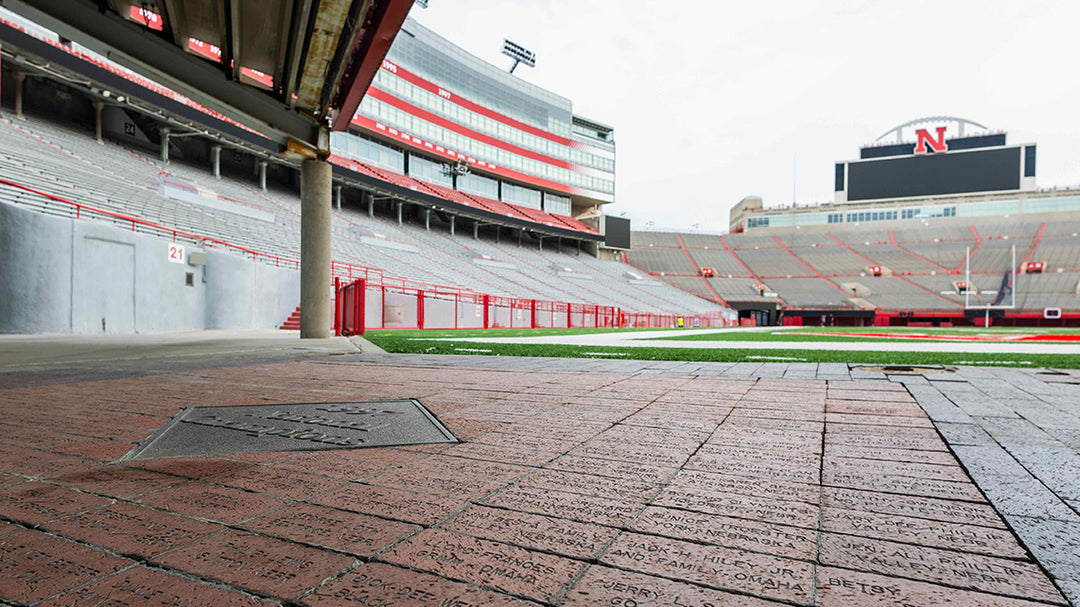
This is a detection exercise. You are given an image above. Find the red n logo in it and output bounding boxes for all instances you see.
[914,126,948,154]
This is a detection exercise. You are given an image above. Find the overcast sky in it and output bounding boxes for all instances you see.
[411,1,1080,232]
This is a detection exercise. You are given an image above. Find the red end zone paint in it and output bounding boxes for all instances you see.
[800,332,1080,343]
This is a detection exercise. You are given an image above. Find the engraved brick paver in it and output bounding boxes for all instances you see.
[671,469,821,504]
[0,529,130,603]
[1,358,1071,607]
[517,467,663,501]
[137,481,286,524]
[381,528,586,602]
[314,482,467,525]
[38,566,269,606]
[631,505,817,560]
[242,502,419,555]
[600,532,815,604]
[44,501,220,557]
[440,504,618,560]
[654,484,820,529]
[564,565,785,606]
[211,464,347,500]
[156,529,355,599]
[817,566,1054,606]
[48,464,185,498]
[822,486,1005,528]
[484,484,646,527]
[307,562,534,606]
[0,482,110,525]
[820,533,1065,603]
[822,506,1028,558]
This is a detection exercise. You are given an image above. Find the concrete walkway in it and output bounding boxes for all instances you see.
[903,369,1080,604]
[0,334,1076,605]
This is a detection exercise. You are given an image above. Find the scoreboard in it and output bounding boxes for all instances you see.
[835,130,1036,203]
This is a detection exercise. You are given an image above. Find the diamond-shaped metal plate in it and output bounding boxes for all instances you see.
[123,399,457,460]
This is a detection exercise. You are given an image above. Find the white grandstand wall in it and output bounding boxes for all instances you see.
[0,201,298,334]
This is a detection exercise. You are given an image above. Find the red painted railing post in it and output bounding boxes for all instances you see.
[530,300,538,329]
[417,289,425,330]
[594,306,600,328]
[356,278,366,335]
[567,304,572,328]
[334,277,341,336]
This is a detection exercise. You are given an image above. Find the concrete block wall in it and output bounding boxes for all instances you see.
[0,202,299,334]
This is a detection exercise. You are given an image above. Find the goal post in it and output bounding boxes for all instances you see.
[965,244,1016,327]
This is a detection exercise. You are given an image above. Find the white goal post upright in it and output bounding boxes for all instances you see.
[965,244,1016,327]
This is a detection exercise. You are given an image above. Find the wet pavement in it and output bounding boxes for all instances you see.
[0,345,1078,605]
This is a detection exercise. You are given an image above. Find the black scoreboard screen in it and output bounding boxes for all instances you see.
[605,216,631,249]
[846,147,1022,201]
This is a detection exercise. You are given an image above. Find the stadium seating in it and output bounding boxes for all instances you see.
[630,224,1080,313]
[0,112,719,318]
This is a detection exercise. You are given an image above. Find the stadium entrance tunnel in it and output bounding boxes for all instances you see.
[780,309,876,327]
[727,301,781,326]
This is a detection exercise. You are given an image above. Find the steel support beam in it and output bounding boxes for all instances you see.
[5,0,322,147]
[334,185,342,211]
[330,0,414,131]
[258,160,268,190]
[450,215,455,236]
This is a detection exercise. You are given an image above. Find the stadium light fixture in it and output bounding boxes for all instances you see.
[501,39,536,74]
[414,0,428,7]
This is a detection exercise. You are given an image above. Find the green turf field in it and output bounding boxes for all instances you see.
[364,326,1080,368]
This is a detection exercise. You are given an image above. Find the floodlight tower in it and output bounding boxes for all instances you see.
[501,39,536,74]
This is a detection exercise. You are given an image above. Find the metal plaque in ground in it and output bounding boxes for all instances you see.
[123,400,457,460]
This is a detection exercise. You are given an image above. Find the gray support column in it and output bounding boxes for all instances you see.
[258,161,268,190]
[365,191,374,217]
[334,185,342,211]
[576,240,581,255]
[424,209,430,231]
[300,158,332,338]
[539,236,543,252]
[93,100,104,143]
[450,215,455,236]
[14,72,25,118]
[496,227,500,244]
[211,145,221,178]
[473,221,479,240]
[160,127,170,163]
[396,201,403,225]
[518,229,523,247]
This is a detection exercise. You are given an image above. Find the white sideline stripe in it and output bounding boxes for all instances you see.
[429,332,1080,355]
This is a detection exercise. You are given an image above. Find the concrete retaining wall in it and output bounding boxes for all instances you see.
[0,202,299,333]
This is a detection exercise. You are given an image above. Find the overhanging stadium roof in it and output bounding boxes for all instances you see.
[3,0,413,154]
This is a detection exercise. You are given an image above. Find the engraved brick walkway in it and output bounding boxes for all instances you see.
[0,356,1074,605]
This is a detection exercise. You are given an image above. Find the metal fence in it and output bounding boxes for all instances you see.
[334,278,731,335]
